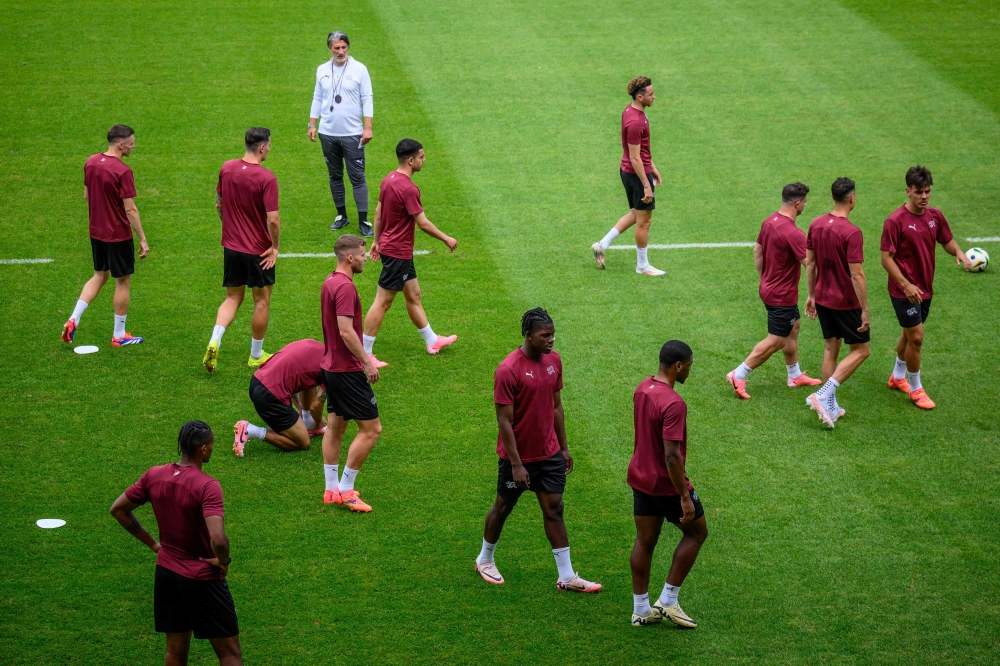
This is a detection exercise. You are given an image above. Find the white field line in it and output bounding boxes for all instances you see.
[282,250,430,258]
[965,237,1000,243]
[0,258,54,265]
[608,242,755,250]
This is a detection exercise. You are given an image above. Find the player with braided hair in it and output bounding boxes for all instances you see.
[110,420,243,665]
[473,308,601,593]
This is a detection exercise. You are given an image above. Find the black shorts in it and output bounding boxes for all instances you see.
[816,304,871,345]
[223,247,275,289]
[378,255,417,292]
[249,376,299,433]
[497,450,566,500]
[322,369,379,421]
[620,169,655,211]
[633,487,705,524]
[154,565,239,639]
[91,238,135,278]
[891,296,932,329]
[765,304,800,337]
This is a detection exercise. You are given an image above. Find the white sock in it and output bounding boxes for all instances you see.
[599,227,620,250]
[338,466,359,492]
[786,362,802,379]
[417,324,437,346]
[323,464,339,492]
[246,424,267,440]
[734,362,753,381]
[211,324,226,347]
[633,593,652,616]
[817,377,840,411]
[362,334,376,354]
[552,546,574,582]
[893,357,907,380]
[907,370,922,391]
[477,538,497,564]
[659,582,680,607]
[113,314,127,339]
[70,299,88,324]
[636,247,648,269]
[301,410,317,430]
[250,337,264,359]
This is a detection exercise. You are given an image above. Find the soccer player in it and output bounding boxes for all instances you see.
[320,234,382,513]
[473,308,601,593]
[727,183,822,398]
[110,421,243,666]
[61,124,149,347]
[629,340,707,628]
[362,139,458,365]
[203,127,280,373]
[804,178,871,428]
[881,166,972,409]
[591,76,666,276]
[233,338,328,456]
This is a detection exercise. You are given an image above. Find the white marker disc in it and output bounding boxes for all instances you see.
[36,519,66,529]
[74,345,99,355]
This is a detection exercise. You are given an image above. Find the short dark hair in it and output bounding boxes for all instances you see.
[831,177,856,203]
[521,307,554,337]
[334,233,365,257]
[245,127,271,151]
[905,165,933,189]
[327,30,350,48]
[177,420,214,457]
[659,340,693,367]
[396,138,423,161]
[107,124,134,143]
[781,182,809,203]
[628,76,652,99]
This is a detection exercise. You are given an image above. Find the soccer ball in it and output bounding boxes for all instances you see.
[966,247,990,272]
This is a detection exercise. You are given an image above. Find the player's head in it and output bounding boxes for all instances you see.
[328,31,350,63]
[245,127,272,161]
[334,233,366,273]
[781,182,809,215]
[905,165,933,209]
[521,307,555,354]
[628,76,654,106]
[396,139,425,171]
[107,124,135,156]
[659,340,693,383]
[831,177,856,210]
[177,420,215,462]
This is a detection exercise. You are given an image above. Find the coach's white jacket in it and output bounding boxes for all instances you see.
[309,57,373,137]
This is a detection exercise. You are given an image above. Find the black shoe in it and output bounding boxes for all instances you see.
[359,220,373,237]
[330,215,350,231]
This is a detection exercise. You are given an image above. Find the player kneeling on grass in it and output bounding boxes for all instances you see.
[110,421,243,666]
[234,338,328,456]
[629,340,707,628]
[474,308,601,593]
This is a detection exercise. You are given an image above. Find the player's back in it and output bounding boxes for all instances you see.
[757,212,806,306]
[377,170,422,259]
[807,214,864,309]
[84,153,135,242]
[218,159,277,254]
[255,339,324,402]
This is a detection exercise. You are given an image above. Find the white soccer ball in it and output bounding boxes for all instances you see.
[966,247,990,272]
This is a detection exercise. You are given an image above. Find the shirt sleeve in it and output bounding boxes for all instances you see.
[846,229,864,264]
[625,118,644,145]
[201,479,225,518]
[310,68,324,119]
[262,174,279,212]
[789,228,807,261]
[493,366,517,405]
[124,471,149,505]
[880,218,899,253]
[360,66,373,118]
[402,186,423,217]
[661,400,687,442]
[334,284,358,317]
[936,211,954,245]
[118,169,137,199]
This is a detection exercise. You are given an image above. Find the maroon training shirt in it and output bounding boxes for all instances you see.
[493,348,563,463]
[217,159,279,255]
[85,153,137,243]
[757,212,807,307]
[377,170,424,260]
[807,214,865,310]
[124,463,225,580]
[254,339,324,404]
[880,205,953,300]
[628,377,693,497]
[320,271,363,373]
[620,104,652,174]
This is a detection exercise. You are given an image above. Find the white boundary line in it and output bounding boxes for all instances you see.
[0,258,54,265]
[608,242,754,250]
[282,250,430,258]
[966,237,1000,243]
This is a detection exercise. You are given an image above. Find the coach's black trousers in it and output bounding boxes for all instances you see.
[319,133,369,215]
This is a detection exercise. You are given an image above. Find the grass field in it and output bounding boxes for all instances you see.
[2,0,999,664]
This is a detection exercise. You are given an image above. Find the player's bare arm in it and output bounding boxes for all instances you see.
[122,197,149,259]
[662,439,694,523]
[215,192,223,220]
[805,249,817,319]
[753,243,764,278]
[943,238,972,271]
[259,210,280,269]
[552,390,572,474]
[650,162,662,186]
[369,201,382,260]
[628,143,652,202]
[414,212,457,251]
[848,262,870,331]
[109,493,160,552]
[338,314,379,383]
[496,403,529,488]
[197,514,232,578]
[881,250,923,304]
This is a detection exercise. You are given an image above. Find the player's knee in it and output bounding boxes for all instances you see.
[909,330,924,347]
[857,343,872,359]
[543,499,565,520]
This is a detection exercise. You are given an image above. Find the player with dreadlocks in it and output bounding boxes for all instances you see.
[473,308,602,593]
[110,421,243,665]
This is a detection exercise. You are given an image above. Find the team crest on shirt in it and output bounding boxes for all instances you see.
[928,219,937,229]
[547,366,555,375]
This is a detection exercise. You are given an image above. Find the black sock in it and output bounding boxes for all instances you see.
[358,211,368,225]
[336,206,348,219]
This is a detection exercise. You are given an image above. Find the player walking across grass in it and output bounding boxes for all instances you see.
[203,128,280,373]
[320,234,382,512]
[804,178,870,428]
[880,166,972,410]
[110,421,243,666]
[62,124,149,347]
[591,76,666,276]
[362,139,458,366]
[727,183,822,398]
[233,339,328,456]
[473,308,601,592]
[629,341,707,628]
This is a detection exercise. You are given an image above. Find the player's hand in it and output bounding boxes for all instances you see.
[199,556,229,578]
[363,358,380,384]
[360,128,373,146]
[511,463,530,489]
[805,297,817,319]
[307,126,317,142]
[368,243,380,262]
[858,308,870,333]
[151,541,161,554]
[679,495,695,524]
[641,186,654,204]
[138,239,150,259]
[651,168,662,186]
[444,236,458,252]
[957,251,972,272]
[561,449,574,474]
[902,282,923,304]
[259,247,278,270]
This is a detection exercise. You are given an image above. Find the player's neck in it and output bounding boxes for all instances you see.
[103,146,123,159]
[520,342,543,361]
[905,201,925,215]
[630,100,645,113]
[778,204,799,220]
[655,369,675,388]
[830,205,852,218]
[177,456,203,471]
[335,263,355,279]
[395,165,414,178]
[242,151,261,165]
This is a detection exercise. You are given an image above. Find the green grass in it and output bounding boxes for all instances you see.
[2,0,999,663]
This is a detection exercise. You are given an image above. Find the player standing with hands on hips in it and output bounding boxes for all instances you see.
[309,31,375,236]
